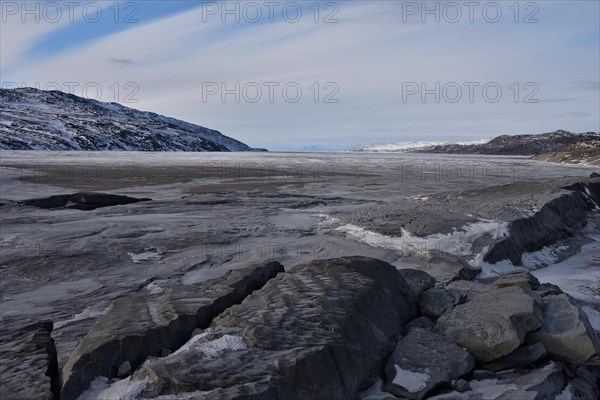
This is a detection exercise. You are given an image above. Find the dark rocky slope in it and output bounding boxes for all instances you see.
[485,179,600,264]
[0,88,257,151]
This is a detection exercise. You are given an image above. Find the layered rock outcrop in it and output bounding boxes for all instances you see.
[60,262,283,400]
[133,256,417,399]
[0,321,59,400]
[484,180,600,264]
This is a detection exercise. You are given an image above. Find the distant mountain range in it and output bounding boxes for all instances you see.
[356,130,599,156]
[0,88,259,152]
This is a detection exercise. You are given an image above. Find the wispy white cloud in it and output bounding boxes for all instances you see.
[1,1,598,149]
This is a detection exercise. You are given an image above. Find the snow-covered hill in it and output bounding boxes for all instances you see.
[356,130,599,155]
[355,139,491,153]
[0,88,256,152]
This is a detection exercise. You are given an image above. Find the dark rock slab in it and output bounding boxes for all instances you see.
[435,286,543,363]
[67,192,151,210]
[21,192,151,210]
[383,328,475,400]
[526,294,600,365]
[0,321,59,400]
[20,194,71,209]
[134,256,417,399]
[419,287,458,319]
[60,262,283,400]
[482,343,547,372]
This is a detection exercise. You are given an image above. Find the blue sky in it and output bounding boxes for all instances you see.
[1,0,599,150]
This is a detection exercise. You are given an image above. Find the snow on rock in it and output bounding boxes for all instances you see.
[168,332,248,359]
[391,365,431,393]
[76,376,152,400]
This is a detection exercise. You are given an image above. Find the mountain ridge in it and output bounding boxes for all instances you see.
[356,130,599,156]
[0,88,258,152]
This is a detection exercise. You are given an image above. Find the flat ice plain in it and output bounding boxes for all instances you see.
[1,151,598,382]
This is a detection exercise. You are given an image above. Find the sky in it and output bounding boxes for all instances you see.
[1,0,599,150]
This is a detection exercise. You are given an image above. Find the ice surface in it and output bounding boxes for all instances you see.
[1,150,597,381]
[128,250,163,263]
[330,217,508,257]
[531,240,600,304]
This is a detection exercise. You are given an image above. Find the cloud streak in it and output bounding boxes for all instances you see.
[1,1,598,149]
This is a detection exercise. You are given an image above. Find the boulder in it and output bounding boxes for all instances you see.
[117,361,132,378]
[482,343,547,372]
[60,262,284,400]
[419,253,481,286]
[419,287,458,319]
[0,321,59,400]
[384,328,475,400]
[526,294,600,365]
[397,268,436,296]
[535,282,563,297]
[451,379,470,392]
[435,286,543,363]
[403,316,435,333]
[444,280,491,301]
[132,256,417,399]
[492,269,540,290]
